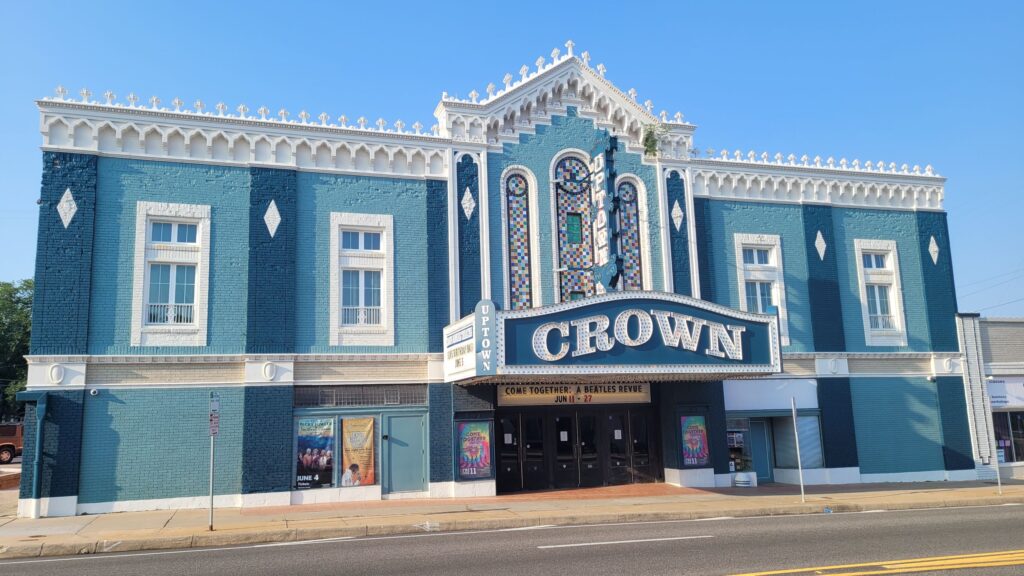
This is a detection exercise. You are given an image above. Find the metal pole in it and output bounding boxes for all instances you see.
[791,397,805,504]
[209,433,215,531]
[992,419,1003,496]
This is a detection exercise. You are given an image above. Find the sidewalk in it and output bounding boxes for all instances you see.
[0,480,1021,560]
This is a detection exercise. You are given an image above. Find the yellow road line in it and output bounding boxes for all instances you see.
[731,549,1024,575]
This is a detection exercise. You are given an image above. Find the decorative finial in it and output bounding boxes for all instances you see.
[503,73,513,89]
[375,118,386,131]
[394,119,405,132]
[550,48,561,62]
[55,85,68,100]
[412,121,423,134]
[277,108,288,122]
[215,102,227,116]
[673,111,683,122]
[486,82,495,98]
[519,65,529,80]
[659,110,667,122]
[535,56,545,72]
[357,116,367,129]
[581,50,590,66]
[469,89,479,103]
[126,92,139,107]
[194,100,205,114]
[79,88,92,103]
[628,88,637,101]
[596,63,606,76]
[431,124,439,136]
[338,115,348,127]
[237,104,249,118]
[104,90,115,105]
[565,40,575,56]
[318,112,329,126]
[645,100,654,113]
[171,97,184,112]
[298,110,310,124]
[257,106,269,120]
[150,95,161,110]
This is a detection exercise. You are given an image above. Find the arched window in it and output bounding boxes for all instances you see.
[505,173,533,310]
[617,180,643,290]
[553,156,595,301]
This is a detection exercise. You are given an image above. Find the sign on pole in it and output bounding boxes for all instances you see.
[208,392,219,531]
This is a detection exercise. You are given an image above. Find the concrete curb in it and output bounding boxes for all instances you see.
[1,495,1022,560]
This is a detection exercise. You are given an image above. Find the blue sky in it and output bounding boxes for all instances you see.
[2,1,1022,315]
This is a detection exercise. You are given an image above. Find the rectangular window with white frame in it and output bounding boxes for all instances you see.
[854,239,907,347]
[734,233,790,346]
[131,202,211,347]
[330,213,394,346]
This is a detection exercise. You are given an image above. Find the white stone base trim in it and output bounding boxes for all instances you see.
[428,481,453,498]
[290,485,382,505]
[663,467,716,488]
[860,469,978,483]
[773,467,861,485]
[18,496,77,518]
[455,480,496,497]
[715,473,737,487]
[998,464,1024,480]
[240,491,291,507]
[382,490,430,500]
[76,494,243,516]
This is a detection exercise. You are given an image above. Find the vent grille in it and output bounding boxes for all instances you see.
[294,385,427,408]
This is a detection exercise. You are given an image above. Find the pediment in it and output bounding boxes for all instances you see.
[435,43,694,154]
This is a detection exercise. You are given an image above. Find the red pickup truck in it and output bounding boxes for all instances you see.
[0,424,23,464]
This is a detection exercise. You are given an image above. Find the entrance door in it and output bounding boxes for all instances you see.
[577,413,602,487]
[629,410,657,483]
[384,414,426,493]
[497,415,522,492]
[522,414,547,491]
[749,419,774,483]
[552,413,577,488]
[606,411,630,485]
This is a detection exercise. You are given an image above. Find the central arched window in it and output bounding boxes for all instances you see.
[505,172,533,310]
[554,155,596,301]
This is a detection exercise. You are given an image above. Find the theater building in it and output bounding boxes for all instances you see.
[19,42,987,518]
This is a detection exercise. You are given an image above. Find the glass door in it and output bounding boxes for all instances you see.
[578,412,602,487]
[522,414,548,491]
[497,415,522,493]
[553,413,577,488]
[606,411,630,485]
[629,410,656,483]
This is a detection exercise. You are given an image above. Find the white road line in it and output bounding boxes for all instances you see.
[501,524,557,531]
[538,535,714,549]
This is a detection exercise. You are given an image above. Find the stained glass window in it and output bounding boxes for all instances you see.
[617,180,643,290]
[554,156,595,301]
[506,173,532,310]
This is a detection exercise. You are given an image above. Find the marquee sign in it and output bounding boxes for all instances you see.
[442,292,782,383]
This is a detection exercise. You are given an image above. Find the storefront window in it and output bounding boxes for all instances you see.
[773,415,824,469]
[726,418,753,473]
[994,411,1024,463]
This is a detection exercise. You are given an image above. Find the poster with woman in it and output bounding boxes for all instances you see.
[341,417,376,486]
[295,418,335,489]
[457,421,492,480]
[681,415,710,467]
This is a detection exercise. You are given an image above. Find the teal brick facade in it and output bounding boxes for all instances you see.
[247,168,297,354]
[850,377,947,474]
[666,172,692,297]
[456,155,481,318]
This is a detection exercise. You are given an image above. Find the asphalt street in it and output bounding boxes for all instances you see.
[0,504,1021,575]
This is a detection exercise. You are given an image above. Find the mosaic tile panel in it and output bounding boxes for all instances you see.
[554,157,596,302]
[505,173,532,310]
[617,181,643,290]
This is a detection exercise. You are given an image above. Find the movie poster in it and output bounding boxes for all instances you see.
[681,416,710,467]
[457,421,492,480]
[341,417,376,487]
[295,418,335,489]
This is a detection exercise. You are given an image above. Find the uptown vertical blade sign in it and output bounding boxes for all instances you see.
[443,292,782,382]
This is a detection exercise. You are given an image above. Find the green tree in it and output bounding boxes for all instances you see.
[0,279,32,421]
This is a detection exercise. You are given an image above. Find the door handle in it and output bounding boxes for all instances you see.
[382,434,389,440]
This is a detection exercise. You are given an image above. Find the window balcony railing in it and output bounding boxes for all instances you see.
[341,306,381,326]
[147,303,195,325]
[869,314,896,330]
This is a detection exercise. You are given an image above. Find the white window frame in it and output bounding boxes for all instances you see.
[734,233,790,346]
[330,212,394,346]
[131,201,211,347]
[854,238,907,346]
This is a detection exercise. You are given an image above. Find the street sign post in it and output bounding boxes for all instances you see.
[209,392,219,531]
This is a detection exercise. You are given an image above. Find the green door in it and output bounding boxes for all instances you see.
[749,419,774,483]
[384,414,427,493]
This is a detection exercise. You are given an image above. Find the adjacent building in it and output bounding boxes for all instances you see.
[18,43,990,518]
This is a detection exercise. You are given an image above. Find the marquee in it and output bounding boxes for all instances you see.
[443,292,782,383]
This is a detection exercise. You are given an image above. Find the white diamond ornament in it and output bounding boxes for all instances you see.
[56,188,77,229]
[264,200,281,238]
[461,187,476,220]
[814,231,827,261]
[670,200,684,231]
[928,236,940,264]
